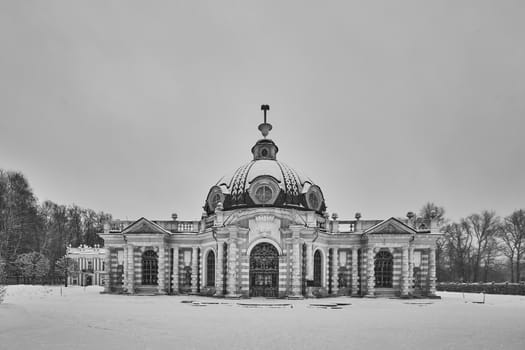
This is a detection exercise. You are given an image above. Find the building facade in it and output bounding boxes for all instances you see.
[101,110,441,298]
[66,245,106,286]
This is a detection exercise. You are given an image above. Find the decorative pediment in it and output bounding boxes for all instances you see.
[364,217,416,235]
[121,217,169,235]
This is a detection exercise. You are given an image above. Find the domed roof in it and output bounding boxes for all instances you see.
[204,109,326,215]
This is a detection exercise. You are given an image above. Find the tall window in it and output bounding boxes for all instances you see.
[142,250,158,285]
[374,251,393,288]
[313,250,322,287]
[206,251,215,287]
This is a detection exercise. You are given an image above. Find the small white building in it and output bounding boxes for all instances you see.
[66,245,106,286]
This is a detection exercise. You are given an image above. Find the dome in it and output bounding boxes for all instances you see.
[204,129,326,215]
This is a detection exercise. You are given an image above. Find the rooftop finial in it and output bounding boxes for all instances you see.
[258,104,272,138]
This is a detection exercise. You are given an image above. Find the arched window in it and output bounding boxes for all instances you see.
[374,251,393,288]
[142,250,158,285]
[206,251,215,287]
[313,250,322,287]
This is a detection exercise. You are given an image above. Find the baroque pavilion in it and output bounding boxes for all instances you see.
[101,106,441,298]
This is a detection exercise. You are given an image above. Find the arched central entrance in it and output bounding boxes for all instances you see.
[249,243,279,297]
[374,251,393,288]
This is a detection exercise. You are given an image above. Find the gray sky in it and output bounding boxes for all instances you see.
[1,0,524,222]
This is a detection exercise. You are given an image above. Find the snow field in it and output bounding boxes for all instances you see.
[1,285,524,350]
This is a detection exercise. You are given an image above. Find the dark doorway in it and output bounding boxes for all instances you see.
[142,250,158,285]
[313,250,322,287]
[249,243,279,297]
[374,251,393,288]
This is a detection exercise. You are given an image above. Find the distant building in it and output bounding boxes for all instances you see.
[101,107,441,298]
[66,245,106,286]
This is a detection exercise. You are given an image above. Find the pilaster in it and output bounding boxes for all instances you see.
[172,247,179,294]
[103,248,111,293]
[290,240,302,297]
[158,245,166,294]
[401,247,409,297]
[428,248,437,296]
[306,243,313,281]
[366,247,375,297]
[191,246,199,294]
[214,242,224,296]
[351,247,359,296]
[408,247,414,294]
[331,248,339,295]
[127,244,134,294]
[200,248,205,290]
[226,239,239,297]
[123,245,128,291]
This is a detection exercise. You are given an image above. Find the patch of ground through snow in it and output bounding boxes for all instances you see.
[1,285,524,350]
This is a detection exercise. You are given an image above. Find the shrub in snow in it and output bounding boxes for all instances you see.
[14,252,50,283]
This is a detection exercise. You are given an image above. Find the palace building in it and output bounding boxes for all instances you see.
[101,106,441,298]
[66,245,106,287]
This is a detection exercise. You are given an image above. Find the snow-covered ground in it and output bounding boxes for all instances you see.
[1,285,524,350]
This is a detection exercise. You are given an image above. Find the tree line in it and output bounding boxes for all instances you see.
[1,168,524,285]
[0,169,111,283]
[424,203,525,283]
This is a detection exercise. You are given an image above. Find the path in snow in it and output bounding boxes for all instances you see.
[1,285,524,350]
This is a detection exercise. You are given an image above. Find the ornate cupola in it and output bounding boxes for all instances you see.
[203,104,327,215]
[251,139,278,161]
[252,104,279,160]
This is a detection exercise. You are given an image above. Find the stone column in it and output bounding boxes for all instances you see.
[191,246,199,294]
[429,248,437,296]
[366,247,375,297]
[124,246,129,290]
[306,243,313,281]
[226,239,238,297]
[290,240,302,297]
[127,244,134,294]
[172,247,179,294]
[401,247,409,297]
[200,248,205,290]
[214,242,224,296]
[351,247,359,296]
[158,246,166,294]
[331,248,339,295]
[408,247,414,293]
[103,248,111,293]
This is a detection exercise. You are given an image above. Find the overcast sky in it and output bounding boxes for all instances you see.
[1,1,524,222]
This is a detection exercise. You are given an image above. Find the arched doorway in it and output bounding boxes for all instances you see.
[249,243,279,297]
[142,250,158,285]
[374,251,393,288]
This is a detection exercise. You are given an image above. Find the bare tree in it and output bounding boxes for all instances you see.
[464,211,500,282]
[419,202,447,227]
[444,222,473,281]
[500,209,525,282]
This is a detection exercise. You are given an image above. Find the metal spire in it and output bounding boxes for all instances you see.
[258,104,272,138]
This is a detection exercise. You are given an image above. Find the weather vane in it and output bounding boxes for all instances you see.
[258,104,272,138]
